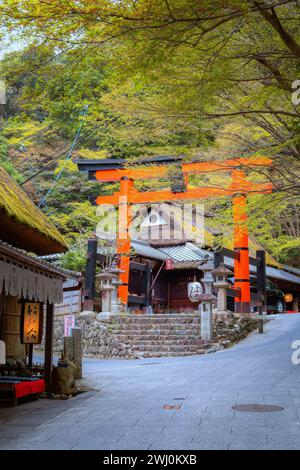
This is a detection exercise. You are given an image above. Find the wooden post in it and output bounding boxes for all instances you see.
[28,344,33,368]
[145,261,152,308]
[0,288,4,340]
[72,328,82,379]
[44,302,54,394]
[232,170,250,315]
[256,250,266,311]
[83,238,97,311]
[214,250,224,269]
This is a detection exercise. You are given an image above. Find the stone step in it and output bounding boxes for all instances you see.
[110,325,200,332]
[109,315,200,325]
[138,351,206,358]
[111,314,199,319]
[132,343,208,352]
[113,334,202,342]
[102,313,208,358]
[116,339,205,347]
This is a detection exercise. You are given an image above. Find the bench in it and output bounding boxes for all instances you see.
[0,378,45,406]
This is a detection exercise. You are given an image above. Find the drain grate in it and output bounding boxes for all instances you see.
[232,404,284,413]
[174,397,185,401]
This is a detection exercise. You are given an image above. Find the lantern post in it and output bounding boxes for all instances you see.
[212,263,233,320]
[199,262,216,340]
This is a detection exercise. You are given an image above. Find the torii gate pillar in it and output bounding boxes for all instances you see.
[232,170,251,314]
[117,177,132,305]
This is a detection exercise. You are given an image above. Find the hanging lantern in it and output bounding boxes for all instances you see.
[188,282,203,302]
[284,293,293,303]
[20,302,43,344]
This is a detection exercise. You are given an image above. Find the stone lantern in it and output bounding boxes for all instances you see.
[212,263,233,320]
[109,265,125,314]
[198,262,216,340]
[200,261,215,294]
[95,271,118,320]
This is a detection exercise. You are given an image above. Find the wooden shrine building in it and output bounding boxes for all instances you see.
[0,166,70,395]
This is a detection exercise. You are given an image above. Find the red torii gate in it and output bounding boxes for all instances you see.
[79,155,273,314]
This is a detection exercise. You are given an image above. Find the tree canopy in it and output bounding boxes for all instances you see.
[0,0,299,268]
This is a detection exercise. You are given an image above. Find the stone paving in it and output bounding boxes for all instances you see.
[0,314,300,450]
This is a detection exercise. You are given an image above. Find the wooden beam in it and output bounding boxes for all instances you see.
[128,295,146,305]
[96,182,273,206]
[228,288,241,298]
[84,238,97,308]
[130,261,148,272]
[94,156,272,182]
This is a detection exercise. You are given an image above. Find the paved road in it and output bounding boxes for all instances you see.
[0,314,300,450]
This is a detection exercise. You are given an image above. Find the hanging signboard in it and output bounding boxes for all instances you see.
[20,302,43,344]
[165,259,173,270]
[64,314,75,337]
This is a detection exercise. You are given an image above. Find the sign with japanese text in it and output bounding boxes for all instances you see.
[64,315,75,337]
[165,259,173,270]
[21,302,43,344]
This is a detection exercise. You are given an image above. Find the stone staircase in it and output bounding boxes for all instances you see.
[107,314,214,358]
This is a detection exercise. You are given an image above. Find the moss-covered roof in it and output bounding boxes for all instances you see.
[0,166,68,255]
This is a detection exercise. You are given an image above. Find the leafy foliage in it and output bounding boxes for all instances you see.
[0,1,299,268]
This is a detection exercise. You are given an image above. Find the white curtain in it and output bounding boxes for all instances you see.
[0,259,63,304]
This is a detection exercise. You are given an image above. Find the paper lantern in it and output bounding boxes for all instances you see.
[284,293,293,303]
[21,302,43,344]
[188,282,203,302]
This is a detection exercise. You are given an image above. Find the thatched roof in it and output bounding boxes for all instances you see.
[0,166,68,255]
[135,203,280,268]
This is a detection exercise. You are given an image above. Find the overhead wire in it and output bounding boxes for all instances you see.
[37,104,89,208]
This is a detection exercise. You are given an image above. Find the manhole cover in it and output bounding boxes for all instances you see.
[163,405,181,410]
[232,404,284,413]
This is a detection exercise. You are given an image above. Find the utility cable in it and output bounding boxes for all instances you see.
[36,105,89,208]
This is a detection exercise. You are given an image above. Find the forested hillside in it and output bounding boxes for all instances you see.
[0,0,299,269]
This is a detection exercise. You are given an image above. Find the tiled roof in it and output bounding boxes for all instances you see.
[133,240,300,285]
[159,242,212,263]
[131,241,168,261]
[224,256,300,286]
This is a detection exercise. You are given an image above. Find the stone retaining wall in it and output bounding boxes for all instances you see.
[37,313,258,359]
[38,314,138,359]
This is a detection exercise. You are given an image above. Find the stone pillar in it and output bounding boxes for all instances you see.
[293,298,299,312]
[102,289,111,312]
[200,295,215,340]
[64,336,74,361]
[0,340,5,364]
[72,328,82,380]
